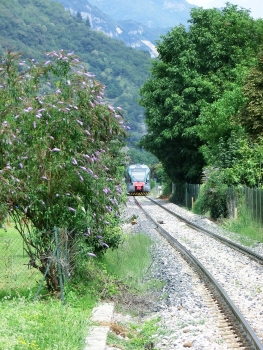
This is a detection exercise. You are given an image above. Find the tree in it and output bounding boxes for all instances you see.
[0,51,127,292]
[139,25,205,183]
[238,49,263,138]
[86,17,91,27]
[76,11,82,22]
[139,4,263,185]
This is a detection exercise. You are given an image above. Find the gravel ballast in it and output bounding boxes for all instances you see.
[112,197,243,349]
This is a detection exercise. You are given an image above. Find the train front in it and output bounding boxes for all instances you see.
[125,164,151,195]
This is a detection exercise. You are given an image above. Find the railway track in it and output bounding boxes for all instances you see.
[134,196,263,350]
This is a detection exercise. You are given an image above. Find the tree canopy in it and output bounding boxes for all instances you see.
[140,3,263,185]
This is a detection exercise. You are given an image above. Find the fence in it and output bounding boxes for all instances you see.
[0,224,70,301]
[0,225,42,294]
[185,183,200,209]
[227,187,263,226]
[183,183,263,227]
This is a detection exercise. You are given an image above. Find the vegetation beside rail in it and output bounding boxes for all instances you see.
[0,227,163,350]
[139,3,263,218]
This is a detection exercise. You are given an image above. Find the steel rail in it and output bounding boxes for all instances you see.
[147,196,263,265]
[134,197,263,350]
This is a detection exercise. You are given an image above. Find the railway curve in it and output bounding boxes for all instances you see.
[134,196,263,349]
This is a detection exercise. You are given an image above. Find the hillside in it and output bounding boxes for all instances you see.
[56,0,195,56]
[86,0,194,27]
[0,0,151,143]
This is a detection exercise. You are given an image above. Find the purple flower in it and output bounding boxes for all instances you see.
[97,235,103,239]
[68,207,76,212]
[84,228,91,236]
[87,253,96,257]
[41,176,48,180]
[105,206,112,213]
[102,243,109,248]
[24,107,33,113]
[52,148,60,152]
[84,130,91,135]
[77,119,83,126]
[72,158,78,165]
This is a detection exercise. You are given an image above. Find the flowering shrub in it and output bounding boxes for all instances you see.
[0,51,127,291]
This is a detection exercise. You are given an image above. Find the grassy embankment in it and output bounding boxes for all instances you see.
[0,222,163,350]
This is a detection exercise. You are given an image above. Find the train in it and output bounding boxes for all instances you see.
[124,164,151,195]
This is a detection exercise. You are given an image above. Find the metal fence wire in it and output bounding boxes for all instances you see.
[185,183,263,227]
[226,186,263,226]
[0,225,70,300]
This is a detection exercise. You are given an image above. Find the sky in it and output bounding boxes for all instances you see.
[186,0,263,19]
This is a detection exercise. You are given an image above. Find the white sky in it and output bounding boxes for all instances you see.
[187,0,263,19]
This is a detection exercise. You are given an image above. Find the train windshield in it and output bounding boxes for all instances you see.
[131,170,146,182]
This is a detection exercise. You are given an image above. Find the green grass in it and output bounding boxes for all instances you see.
[0,225,42,297]
[221,205,263,245]
[0,296,92,350]
[99,232,153,292]
[0,228,161,350]
[107,317,162,350]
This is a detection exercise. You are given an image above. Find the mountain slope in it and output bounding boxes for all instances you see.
[55,0,196,57]
[0,0,151,142]
[87,0,194,27]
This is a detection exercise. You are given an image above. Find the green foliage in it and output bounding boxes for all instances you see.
[0,296,91,349]
[107,317,161,350]
[238,49,263,137]
[169,182,185,205]
[193,168,228,220]
[0,0,151,146]
[127,148,158,167]
[222,198,263,244]
[140,4,263,185]
[99,233,153,291]
[0,225,42,297]
[0,51,126,291]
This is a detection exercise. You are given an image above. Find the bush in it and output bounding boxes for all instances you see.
[193,168,228,220]
[0,51,127,291]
